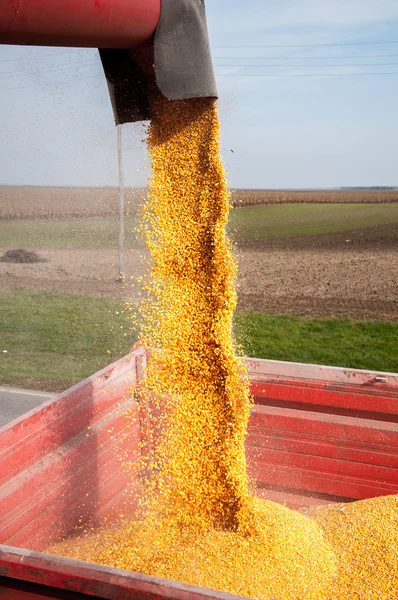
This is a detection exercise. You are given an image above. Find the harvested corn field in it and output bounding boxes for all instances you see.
[1,185,397,220]
[231,188,398,206]
[0,186,145,220]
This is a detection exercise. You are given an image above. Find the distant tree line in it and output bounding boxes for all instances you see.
[340,186,398,190]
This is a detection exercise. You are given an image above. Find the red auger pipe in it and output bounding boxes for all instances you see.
[0,0,161,48]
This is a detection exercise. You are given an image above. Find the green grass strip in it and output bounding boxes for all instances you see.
[0,289,133,391]
[235,311,398,373]
[1,204,398,247]
[0,290,396,392]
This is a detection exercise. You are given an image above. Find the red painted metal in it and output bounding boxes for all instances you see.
[251,381,398,421]
[0,0,161,48]
[0,351,142,556]
[0,546,242,600]
[0,350,397,598]
[248,357,398,387]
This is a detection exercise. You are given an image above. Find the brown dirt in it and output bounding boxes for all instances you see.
[1,225,397,321]
[0,249,47,264]
[0,247,146,300]
[236,248,398,321]
[235,223,398,321]
[239,223,398,251]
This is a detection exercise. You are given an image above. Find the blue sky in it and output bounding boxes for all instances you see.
[1,0,398,188]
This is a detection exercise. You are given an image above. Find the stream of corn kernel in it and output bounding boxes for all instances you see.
[50,96,398,600]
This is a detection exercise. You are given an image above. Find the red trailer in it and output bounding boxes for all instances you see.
[1,348,398,598]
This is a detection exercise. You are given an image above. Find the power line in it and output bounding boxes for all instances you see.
[213,40,398,48]
[215,62,398,68]
[216,71,398,77]
[10,59,393,76]
[1,68,397,91]
[0,60,99,79]
[213,53,398,60]
[0,74,103,92]
[0,49,89,64]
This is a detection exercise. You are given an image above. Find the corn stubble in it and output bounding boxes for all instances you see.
[50,96,398,599]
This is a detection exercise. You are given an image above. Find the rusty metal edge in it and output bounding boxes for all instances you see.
[246,357,398,388]
[0,350,143,437]
[0,544,250,600]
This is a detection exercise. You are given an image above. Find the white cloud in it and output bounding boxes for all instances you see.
[265,0,398,28]
[208,0,398,40]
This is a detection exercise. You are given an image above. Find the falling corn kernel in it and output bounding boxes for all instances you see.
[49,94,398,600]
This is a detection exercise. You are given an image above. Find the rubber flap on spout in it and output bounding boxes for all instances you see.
[99,0,217,124]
